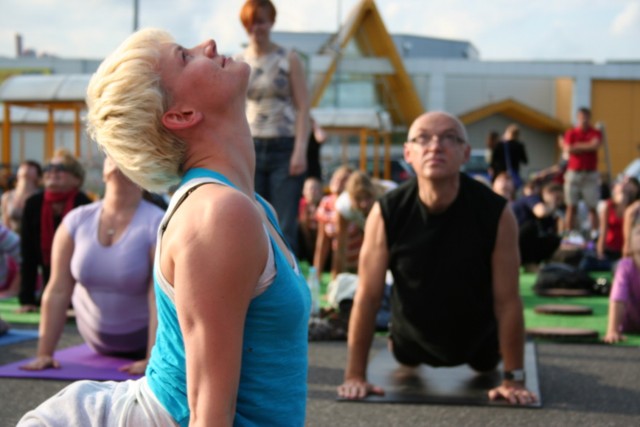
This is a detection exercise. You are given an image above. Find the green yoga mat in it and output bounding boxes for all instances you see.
[300,260,639,347]
[0,297,40,324]
[520,271,640,346]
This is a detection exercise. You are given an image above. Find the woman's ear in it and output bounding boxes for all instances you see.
[162,108,203,131]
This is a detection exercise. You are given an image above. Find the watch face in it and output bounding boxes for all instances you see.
[505,370,526,381]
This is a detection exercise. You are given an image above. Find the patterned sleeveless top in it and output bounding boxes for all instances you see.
[239,46,296,138]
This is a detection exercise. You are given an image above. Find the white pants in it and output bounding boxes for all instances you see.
[17,377,177,427]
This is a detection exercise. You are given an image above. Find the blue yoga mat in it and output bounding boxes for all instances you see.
[0,329,39,346]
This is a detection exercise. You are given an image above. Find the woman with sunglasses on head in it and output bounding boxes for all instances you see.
[18,27,310,427]
[20,156,163,375]
[17,149,92,313]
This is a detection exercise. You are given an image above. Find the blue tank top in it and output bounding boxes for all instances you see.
[146,168,310,426]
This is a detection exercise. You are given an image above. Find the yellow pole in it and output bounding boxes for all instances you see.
[74,107,81,157]
[46,107,54,160]
[2,103,11,167]
[384,132,391,180]
[359,128,367,172]
[372,130,380,178]
[341,134,348,164]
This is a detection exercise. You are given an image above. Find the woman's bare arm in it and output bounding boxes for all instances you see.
[163,186,267,426]
[21,224,76,370]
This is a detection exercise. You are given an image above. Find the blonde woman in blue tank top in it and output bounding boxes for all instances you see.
[18,27,310,427]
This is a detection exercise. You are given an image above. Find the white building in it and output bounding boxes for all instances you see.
[1,0,639,185]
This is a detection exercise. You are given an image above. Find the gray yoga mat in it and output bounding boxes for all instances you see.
[340,341,541,408]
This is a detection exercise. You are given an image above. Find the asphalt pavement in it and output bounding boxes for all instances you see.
[1,324,639,427]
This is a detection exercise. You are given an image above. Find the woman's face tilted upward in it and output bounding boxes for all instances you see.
[158,38,250,118]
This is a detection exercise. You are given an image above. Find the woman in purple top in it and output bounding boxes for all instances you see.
[20,157,164,375]
[604,223,640,343]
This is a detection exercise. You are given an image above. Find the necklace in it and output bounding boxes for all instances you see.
[101,209,116,237]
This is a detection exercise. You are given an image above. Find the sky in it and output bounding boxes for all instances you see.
[1,0,639,63]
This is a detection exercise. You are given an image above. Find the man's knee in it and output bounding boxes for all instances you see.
[388,336,422,367]
[468,353,501,373]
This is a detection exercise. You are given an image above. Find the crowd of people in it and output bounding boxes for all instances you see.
[484,109,640,275]
[0,0,637,424]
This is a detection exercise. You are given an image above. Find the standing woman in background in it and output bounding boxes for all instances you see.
[491,124,528,190]
[237,0,311,255]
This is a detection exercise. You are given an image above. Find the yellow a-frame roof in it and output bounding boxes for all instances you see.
[458,98,569,134]
[310,0,423,129]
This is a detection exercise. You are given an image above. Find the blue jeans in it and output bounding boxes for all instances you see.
[254,137,304,256]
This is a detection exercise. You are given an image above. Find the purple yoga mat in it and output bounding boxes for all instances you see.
[0,344,143,381]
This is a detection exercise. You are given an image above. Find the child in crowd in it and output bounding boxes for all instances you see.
[598,178,640,263]
[332,171,382,277]
[313,165,353,274]
[622,178,640,257]
[492,171,516,201]
[0,223,21,298]
[0,222,20,336]
[604,223,640,343]
[1,160,42,234]
[511,182,563,271]
[320,171,395,339]
[298,177,322,262]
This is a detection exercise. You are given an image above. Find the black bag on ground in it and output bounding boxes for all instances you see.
[533,262,596,295]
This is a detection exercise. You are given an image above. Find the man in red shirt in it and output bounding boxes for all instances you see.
[563,107,602,234]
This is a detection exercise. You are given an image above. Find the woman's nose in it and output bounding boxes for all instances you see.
[199,39,216,58]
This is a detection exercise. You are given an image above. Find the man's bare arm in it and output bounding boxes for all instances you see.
[338,202,388,399]
[488,206,537,405]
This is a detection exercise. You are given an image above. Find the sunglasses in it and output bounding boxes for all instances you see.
[43,163,70,173]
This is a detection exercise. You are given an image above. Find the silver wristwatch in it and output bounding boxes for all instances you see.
[503,369,526,382]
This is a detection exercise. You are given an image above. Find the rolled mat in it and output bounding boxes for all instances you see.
[534,304,593,315]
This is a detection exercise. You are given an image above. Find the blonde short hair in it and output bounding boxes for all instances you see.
[86,28,186,192]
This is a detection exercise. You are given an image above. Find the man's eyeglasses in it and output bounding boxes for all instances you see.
[43,163,70,173]
[408,132,465,147]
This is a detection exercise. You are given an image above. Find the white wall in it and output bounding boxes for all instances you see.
[466,114,559,180]
[444,76,557,117]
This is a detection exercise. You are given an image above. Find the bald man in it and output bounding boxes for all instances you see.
[337,111,536,405]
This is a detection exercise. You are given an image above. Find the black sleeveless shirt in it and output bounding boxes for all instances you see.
[379,173,507,360]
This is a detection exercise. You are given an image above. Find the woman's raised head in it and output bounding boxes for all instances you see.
[87,28,186,193]
[240,0,277,32]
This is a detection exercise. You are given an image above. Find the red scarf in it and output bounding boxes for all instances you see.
[41,189,78,266]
